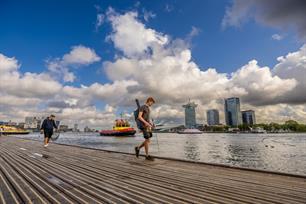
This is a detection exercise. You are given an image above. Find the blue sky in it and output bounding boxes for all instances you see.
[1,0,306,127]
[0,0,302,86]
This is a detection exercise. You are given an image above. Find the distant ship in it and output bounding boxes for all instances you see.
[0,125,30,135]
[177,128,203,134]
[100,119,136,136]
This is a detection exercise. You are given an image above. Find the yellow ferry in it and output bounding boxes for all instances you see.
[0,125,30,135]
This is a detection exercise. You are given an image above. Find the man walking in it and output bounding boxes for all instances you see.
[40,114,58,147]
[135,97,155,160]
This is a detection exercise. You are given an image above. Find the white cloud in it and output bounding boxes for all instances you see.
[0,94,41,106]
[106,9,168,57]
[0,53,62,98]
[47,45,100,82]
[62,45,100,65]
[0,53,20,73]
[273,44,306,104]
[230,60,297,105]
[272,34,283,41]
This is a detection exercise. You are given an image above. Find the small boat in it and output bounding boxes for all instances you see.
[0,125,30,135]
[100,119,136,136]
[177,128,203,134]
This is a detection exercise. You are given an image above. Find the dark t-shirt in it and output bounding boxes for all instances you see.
[139,105,150,123]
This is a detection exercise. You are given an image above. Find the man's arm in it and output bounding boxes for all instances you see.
[53,120,58,129]
[138,111,152,128]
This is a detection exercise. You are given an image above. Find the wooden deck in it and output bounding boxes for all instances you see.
[0,136,305,204]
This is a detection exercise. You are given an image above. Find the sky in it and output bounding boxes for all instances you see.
[0,0,306,128]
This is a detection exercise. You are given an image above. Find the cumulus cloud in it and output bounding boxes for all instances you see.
[106,8,168,57]
[47,45,100,82]
[222,0,306,40]
[62,45,100,65]
[0,53,62,98]
[2,8,306,128]
[230,60,297,105]
[0,53,20,73]
[273,44,306,104]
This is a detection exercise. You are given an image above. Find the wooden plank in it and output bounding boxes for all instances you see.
[0,136,306,204]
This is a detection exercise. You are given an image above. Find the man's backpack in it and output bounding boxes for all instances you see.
[134,99,144,129]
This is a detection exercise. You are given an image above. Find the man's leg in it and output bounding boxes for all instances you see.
[44,137,48,145]
[144,139,150,156]
[138,141,145,149]
[137,128,148,149]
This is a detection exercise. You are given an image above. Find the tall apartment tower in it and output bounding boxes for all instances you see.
[207,109,220,126]
[182,100,197,128]
[224,97,242,126]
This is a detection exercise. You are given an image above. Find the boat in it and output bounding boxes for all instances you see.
[0,125,30,135]
[177,128,203,134]
[250,127,267,134]
[100,119,136,136]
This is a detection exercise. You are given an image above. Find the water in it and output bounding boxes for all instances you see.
[12,132,306,176]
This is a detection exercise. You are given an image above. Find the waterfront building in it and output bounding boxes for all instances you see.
[17,122,25,129]
[224,97,242,126]
[206,109,220,126]
[73,124,79,132]
[24,117,42,131]
[84,126,91,132]
[242,110,256,125]
[59,125,69,132]
[182,100,197,128]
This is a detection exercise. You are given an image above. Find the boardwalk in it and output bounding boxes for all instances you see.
[0,136,305,204]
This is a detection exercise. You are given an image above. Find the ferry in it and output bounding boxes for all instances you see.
[0,125,30,135]
[100,119,136,136]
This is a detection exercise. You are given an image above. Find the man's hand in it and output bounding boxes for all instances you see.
[145,122,153,128]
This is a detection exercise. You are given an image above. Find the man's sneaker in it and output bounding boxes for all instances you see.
[135,146,140,158]
[145,155,154,161]
[44,144,49,148]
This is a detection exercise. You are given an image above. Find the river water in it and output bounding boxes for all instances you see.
[12,132,306,176]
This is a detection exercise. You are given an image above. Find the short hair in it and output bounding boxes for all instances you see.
[146,97,156,103]
[50,114,55,117]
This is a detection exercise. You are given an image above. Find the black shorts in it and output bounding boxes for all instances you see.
[44,131,53,138]
[141,128,153,139]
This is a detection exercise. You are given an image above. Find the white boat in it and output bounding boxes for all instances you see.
[177,129,203,134]
[250,127,267,134]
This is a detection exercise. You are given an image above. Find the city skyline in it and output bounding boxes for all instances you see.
[1,1,306,129]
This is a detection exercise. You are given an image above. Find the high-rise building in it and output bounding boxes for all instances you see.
[224,97,242,126]
[182,100,197,128]
[242,110,256,125]
[207,109,220,126]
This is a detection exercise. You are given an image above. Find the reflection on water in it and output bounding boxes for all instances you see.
[12,132,306,176]
[184,136,200,161]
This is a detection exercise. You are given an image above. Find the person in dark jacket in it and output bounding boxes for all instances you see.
[40,114,58,147]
